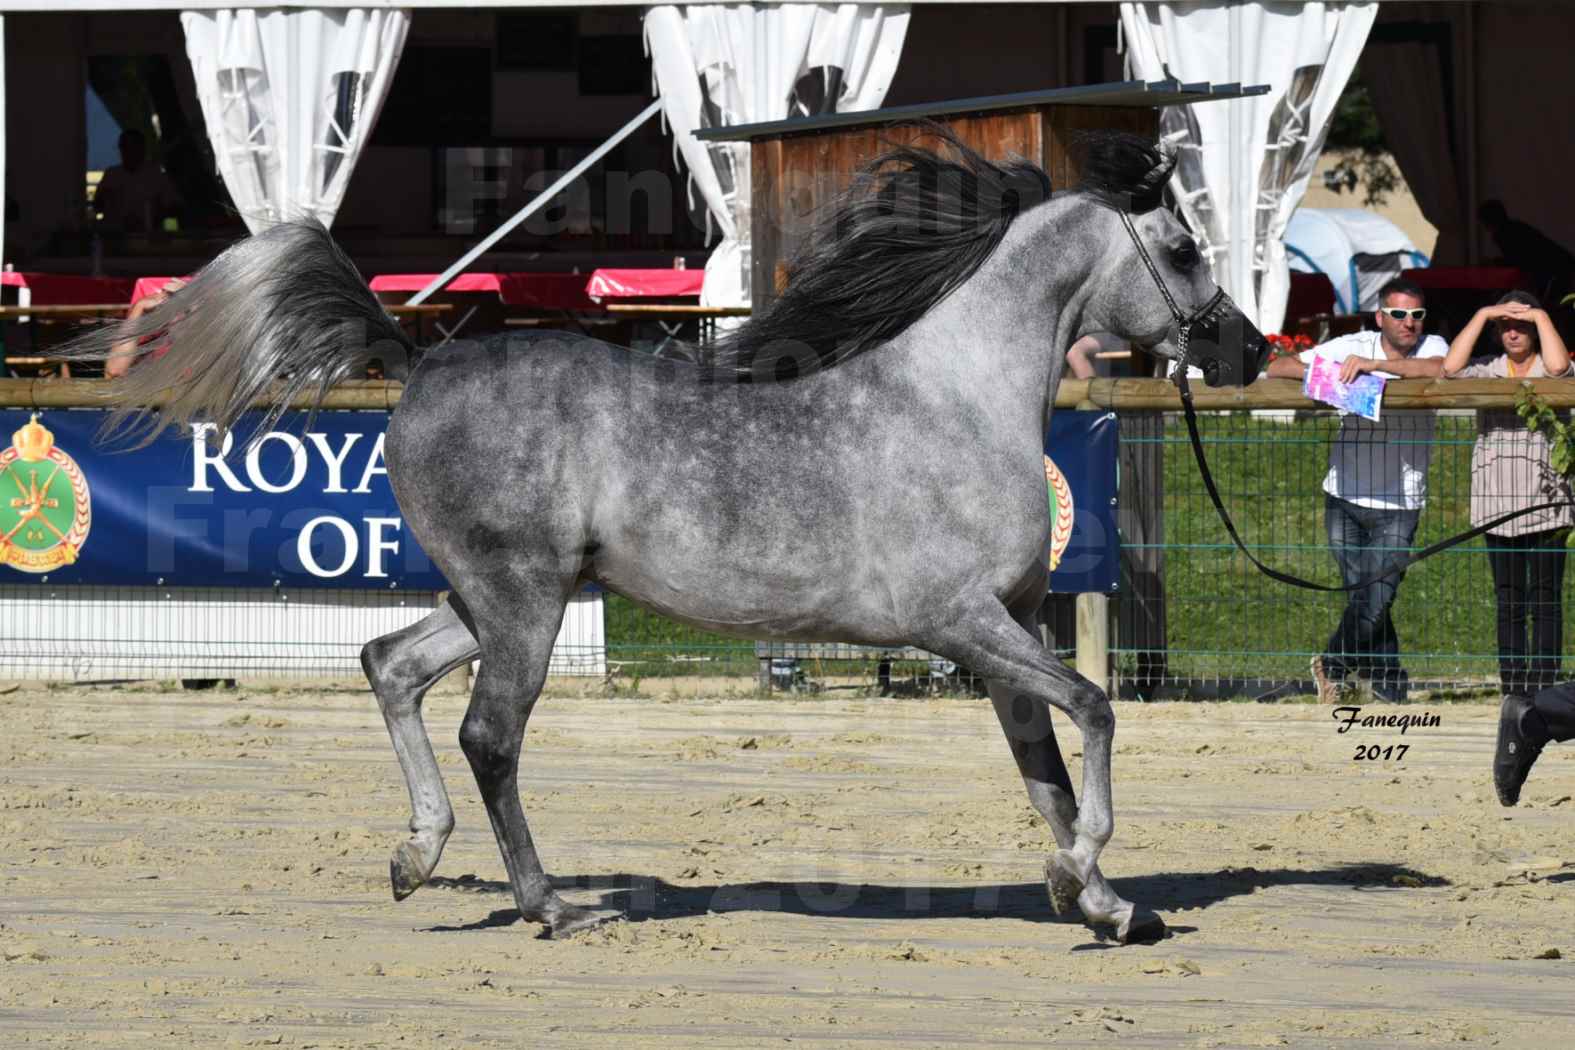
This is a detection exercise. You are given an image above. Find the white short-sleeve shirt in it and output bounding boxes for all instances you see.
[1296,331,1450,510]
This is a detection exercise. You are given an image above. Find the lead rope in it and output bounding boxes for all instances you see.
[1117,210,1575,593]
[1173,369,1575,592]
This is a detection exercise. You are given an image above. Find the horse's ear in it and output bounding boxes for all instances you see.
[1132,145,1177,210]
[1155,143,1178,179]
[1074,131,1173,212]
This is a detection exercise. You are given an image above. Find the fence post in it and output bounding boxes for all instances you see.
[436,590,472,692]
[1075,591,1109,693]
[1117,410,1166,700]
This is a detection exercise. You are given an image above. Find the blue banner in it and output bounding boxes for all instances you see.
[0,407,1119,594]
[0,409,444,589]
[1046,411,1120,593]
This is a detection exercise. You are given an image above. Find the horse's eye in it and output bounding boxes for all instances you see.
[1170,242,1200,270]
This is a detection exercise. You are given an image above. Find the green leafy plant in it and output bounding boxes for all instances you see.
[1513,392,1575,549]
[1513,389,1575,547]
[1324,77,1401,209]
[1515,387,1575,478]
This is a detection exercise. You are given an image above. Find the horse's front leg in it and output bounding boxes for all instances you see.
[361,598,480,900]
[928,600,1128,940]
[986,668,1166,944]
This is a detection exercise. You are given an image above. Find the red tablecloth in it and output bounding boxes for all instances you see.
[131,277,190,304]
[369,273,597,311]
[1285,271,1336,322]
[2,271,135,305]
[1401,267,1525,290]
[585,268,704,301]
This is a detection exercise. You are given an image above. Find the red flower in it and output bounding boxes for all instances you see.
[1264,332,1310,360]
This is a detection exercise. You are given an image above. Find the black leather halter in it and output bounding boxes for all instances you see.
[1116,211,1228,382]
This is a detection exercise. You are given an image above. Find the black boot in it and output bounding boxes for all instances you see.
[1493,694,1551,807]
[1372,668,1409,705]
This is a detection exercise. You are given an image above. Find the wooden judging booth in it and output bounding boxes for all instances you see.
[695,79,1268,317]
[697,80,1267,695]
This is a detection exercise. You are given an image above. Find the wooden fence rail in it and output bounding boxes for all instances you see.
[4,376,1571,413]
[0,378,402,412]
[1052,376,1575,411]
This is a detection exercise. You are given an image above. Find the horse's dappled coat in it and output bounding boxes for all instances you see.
[69,128,1260,945]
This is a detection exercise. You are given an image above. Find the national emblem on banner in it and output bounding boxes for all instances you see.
[0,414,92,573]
[1043,455,1074,571]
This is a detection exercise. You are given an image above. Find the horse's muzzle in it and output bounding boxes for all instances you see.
[1188,308,1269,388]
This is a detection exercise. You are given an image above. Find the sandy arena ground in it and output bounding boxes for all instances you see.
[3,679,1575,1048]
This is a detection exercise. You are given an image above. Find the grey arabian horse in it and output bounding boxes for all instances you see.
[81,130,1265,945]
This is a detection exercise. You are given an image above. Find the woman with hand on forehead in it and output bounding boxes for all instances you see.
[1443,291,1574,698]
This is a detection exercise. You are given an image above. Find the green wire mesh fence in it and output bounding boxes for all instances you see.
[607,406,1569,700]
[2,393,1556,699]
[1112,409,1568,700]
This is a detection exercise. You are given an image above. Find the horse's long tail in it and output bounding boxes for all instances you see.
[70,219,412,448]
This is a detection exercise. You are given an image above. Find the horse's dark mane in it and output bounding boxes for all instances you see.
[708,123,1051,378]
[703,127,1174,379]
[1074,130,1175,213]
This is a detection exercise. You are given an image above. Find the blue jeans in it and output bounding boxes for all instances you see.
[1322,495,1420,700]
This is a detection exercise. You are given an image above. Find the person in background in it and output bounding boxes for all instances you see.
[1065,332,1128,379]
[1494,682,1575,806]
[1266,278,1449,703]
[1443,292,1573,696]
[1478,201,1575,304]
[106,280,186,379]
[95,130,180,235]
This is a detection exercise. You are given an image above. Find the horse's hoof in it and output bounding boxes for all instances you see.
[1045,853,1086,915]
[1117,908,1167,945]
[547,905,622,939]
[389,841,429,901]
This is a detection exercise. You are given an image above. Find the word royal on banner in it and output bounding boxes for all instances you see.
[191,424,388,494]
[184,425,411,581]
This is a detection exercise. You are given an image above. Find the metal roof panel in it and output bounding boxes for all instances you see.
[695,79,1270,143]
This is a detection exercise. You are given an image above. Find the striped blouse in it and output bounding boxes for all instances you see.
[1454,354,1575,536]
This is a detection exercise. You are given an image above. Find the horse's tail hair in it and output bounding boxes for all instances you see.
[67,219,412,449]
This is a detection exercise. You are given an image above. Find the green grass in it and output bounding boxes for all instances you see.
[602,594,758,677]
[603,412,1567,690]
[1129,412,1556,686]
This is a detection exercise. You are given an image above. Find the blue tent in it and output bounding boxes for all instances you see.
[1285,208,1429,314]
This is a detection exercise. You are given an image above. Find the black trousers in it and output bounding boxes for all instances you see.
[1532,681,1575,743]
[1486,531,1568,694]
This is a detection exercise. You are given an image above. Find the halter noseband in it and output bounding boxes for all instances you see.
[1116,209,1228,383]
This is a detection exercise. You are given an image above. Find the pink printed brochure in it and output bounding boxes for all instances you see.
[1302,352,1385,421]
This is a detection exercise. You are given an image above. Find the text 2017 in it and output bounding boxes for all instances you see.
[1353,743,1409,761]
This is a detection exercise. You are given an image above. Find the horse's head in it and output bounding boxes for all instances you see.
[1073,135,1268,388]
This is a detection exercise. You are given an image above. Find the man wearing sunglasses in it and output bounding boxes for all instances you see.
[1267,279,1448,703]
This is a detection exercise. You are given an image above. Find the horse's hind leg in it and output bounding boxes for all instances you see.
[929,601,1119,932]
[459,590,616,939]
[361,598,480,900]
[986,674,1166,944]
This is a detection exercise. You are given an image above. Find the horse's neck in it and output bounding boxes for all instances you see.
[891,198,1092,433]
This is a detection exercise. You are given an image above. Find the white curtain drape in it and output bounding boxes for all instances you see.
[1,15,7,271]
[645,3,909,308]
[182,7,408,234]
[1120,1,1376,333]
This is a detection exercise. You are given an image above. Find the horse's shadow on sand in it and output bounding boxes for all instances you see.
[421,862,1448,940]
